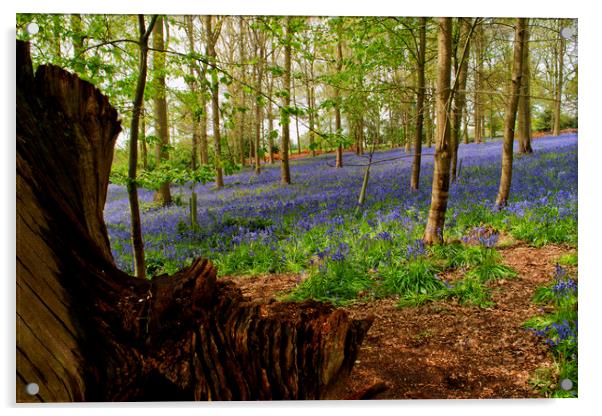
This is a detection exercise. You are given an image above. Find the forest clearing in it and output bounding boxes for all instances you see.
[16,13,577,402]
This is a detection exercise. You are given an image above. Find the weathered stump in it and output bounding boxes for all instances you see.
[16,40,372,402]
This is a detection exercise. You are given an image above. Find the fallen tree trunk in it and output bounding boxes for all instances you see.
[16,40,372,402]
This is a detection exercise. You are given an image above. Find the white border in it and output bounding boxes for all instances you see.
[3,1,601,416]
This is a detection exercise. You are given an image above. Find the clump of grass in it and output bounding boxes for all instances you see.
[429,242,499,269]
[397,243,514,308]
[377,258,445,297]
[215,243,286,276]
[287,258,372,306]
[509,209,577,247]
[557,252,578,267]
[465,258,517,282]
[398,274,495,309]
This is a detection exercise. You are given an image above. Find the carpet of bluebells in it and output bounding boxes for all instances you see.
[105,133,578,396]
[105,134,577,283]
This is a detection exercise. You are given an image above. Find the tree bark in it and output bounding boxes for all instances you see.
[238,17,247,166]
[495,18,526,207]
[185,15,200,226]
[462,111,469,144]
[152,16,173,205]
[553,22,564,136]
[410,17,427,191]
[306,59,317,157]
[425,87,433,148]
[473,22,484,144]
[267,41,277,164]
[280,17,292,184]
[517,19,533,154]
[334,21,344,168]
[140,104,148,170]
[450,18,472,182]
[254,31,265,174]
[206,16,224,188]
[16,39,372,402]
[292,74,302,155]
[424,17,453,245]
[127,16,157,280]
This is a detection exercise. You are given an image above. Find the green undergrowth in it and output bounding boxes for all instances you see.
[396,243,517,308]
[285,239,517,307]
[523,263,578,398]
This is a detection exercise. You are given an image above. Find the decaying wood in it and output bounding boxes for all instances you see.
[16,40,372,402]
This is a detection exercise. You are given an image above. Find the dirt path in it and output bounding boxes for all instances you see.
[223,243,575,399]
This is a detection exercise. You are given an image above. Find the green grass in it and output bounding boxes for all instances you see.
[465,259,517,282]
[397,274,495,309]
[377,258,445,297]
[557,252,578,267]
[429,243,500,269]
[509,210,577,247]
[395,245,515,309]
[286,258,373,306]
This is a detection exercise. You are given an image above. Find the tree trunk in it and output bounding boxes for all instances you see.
[292,74,302,156]
[306,61,316,157]
[462,111,469,144]
[517,19,533,154]
[140,104,148,170]
[254,35,265,174]
[425,88,433,148]
[280,17,292,184]
[473,22,484,144]
[358,114,365,156]
[200,97,209,165]
[16,39,372,403]
[403,111,410,153]
[410,17,427,191]
[268,42,276,164]
[424,17,453,245]
[126,16,157,280]
[450,18,472,182]
[553,22,564,136]
[152,16,173,206]
[238,17,247,166]
[495,18,526,207]
[489,107,496,140]
[186,15,200,226]
[206,16,224,188]
[307,86,316,157]
[334,21,344,168]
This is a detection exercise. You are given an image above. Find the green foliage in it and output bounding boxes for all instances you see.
[533,108,578,132]
[397,274,495,309]
[509,211,577,246]
[397,244,514,309]
[287,259,372,306]
[444,275,496,308]
[377,259,444,297]
[557,252,578,267]
[430,243,499,269]
[465,260,517,282]
[216,243,286,276]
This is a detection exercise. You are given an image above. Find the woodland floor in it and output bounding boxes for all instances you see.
[223,242,576,400]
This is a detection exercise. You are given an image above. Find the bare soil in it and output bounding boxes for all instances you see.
[222,243,576,399]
